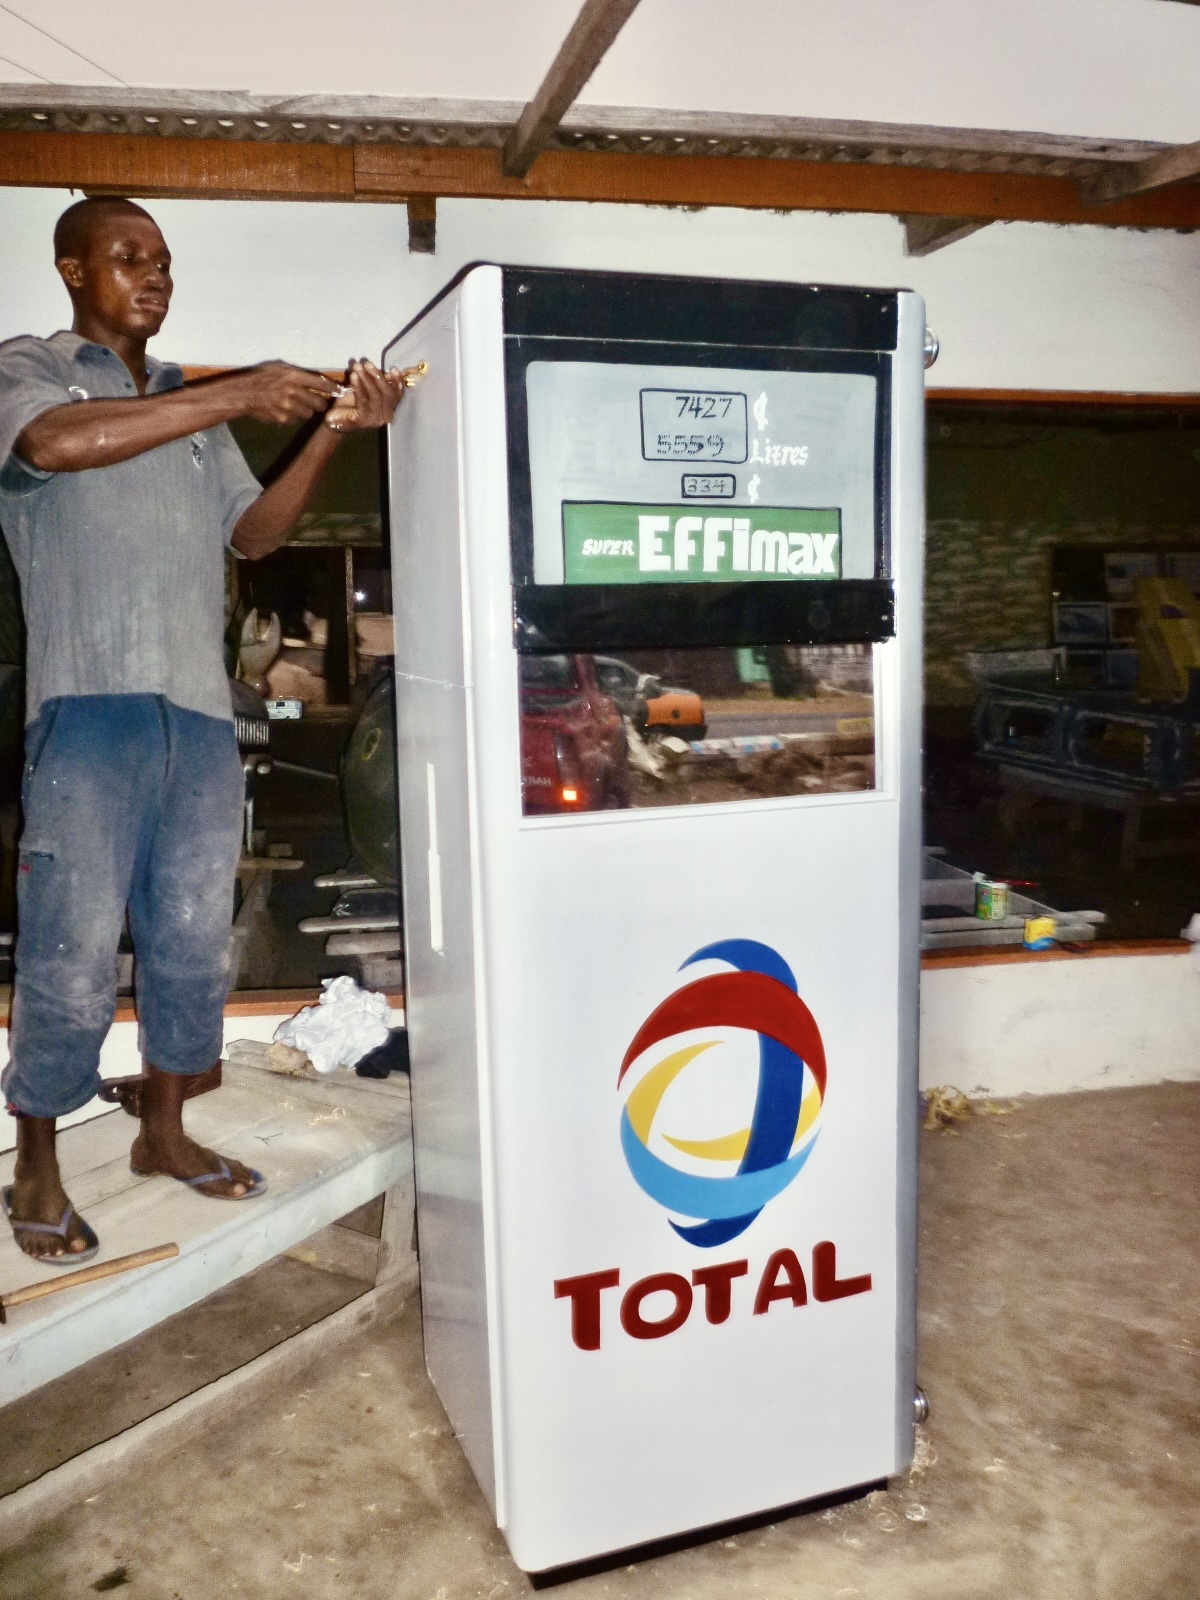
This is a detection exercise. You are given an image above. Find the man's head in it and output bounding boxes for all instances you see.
[54,197,172,343]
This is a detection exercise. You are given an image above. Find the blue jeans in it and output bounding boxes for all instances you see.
[2,695,244,1119]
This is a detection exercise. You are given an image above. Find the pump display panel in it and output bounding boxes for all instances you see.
[524,361,879,587]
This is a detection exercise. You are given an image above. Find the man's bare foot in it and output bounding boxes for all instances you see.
[129,1128,259,1199]
[7,1117,95,1260]
[130,1061,261,1201]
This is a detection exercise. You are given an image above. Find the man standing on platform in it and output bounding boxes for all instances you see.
[0,196,404,1260]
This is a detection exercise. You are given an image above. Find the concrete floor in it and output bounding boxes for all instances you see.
[2,1081,1198,1599]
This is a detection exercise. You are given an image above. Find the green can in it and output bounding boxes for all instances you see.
[974,875,1009,920]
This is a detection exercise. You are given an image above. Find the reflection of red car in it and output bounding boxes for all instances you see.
[520,654,630,813]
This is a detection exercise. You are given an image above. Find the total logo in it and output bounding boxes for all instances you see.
[618,938,824,1247]
[553,939,872,1352]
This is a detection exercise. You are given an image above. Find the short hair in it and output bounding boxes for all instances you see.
[53,196,157,261]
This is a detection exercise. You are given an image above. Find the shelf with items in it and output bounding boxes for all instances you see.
[1051,545,1200,691]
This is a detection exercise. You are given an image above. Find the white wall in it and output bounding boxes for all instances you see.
[2,1,1198,145]
[920,952,1200,1098]
[2,187,1199,393]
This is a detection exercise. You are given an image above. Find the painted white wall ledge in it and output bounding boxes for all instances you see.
[919,950,1200,1099]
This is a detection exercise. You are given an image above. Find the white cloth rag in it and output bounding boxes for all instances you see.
[273,975,392,1075]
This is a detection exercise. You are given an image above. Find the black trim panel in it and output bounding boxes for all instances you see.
[503,267,899,352]
[513,579,895,653]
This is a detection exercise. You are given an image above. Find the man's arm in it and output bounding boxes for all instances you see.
[231,359,404,561]
[13,362,339,474]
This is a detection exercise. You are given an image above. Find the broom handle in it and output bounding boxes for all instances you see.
[2,1243,179,1309]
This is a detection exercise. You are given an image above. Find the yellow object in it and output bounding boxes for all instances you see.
[1134,576,1200,703]
[1023,916,1056,948]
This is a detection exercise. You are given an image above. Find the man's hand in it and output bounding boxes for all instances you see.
[234,361,341,425]
[323,359,406,433]
[231,358,406,560]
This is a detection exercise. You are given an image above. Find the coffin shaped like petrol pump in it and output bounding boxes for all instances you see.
[383,266,924,1572]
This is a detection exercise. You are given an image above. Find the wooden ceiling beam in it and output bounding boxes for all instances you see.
[1081,137,1200,204]
[3,130,1200,231]
[353,143,1200,228]
[0,129,353,201]
[502,0,643,178]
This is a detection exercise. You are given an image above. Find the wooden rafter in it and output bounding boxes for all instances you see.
[405,194,436,253]
[902,215,990,256]
[1082,137,1200,205]
[502,0,643,178]
[3,130,1200,232]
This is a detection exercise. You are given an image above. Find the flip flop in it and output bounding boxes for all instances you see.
[2,1184,100,1265]
[130,1157,266,1201]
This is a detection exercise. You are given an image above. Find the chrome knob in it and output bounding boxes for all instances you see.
[923,328,940,369]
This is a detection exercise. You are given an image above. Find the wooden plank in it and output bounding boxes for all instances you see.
[222,1055,410,1109]
[375,1171,417,1289]
[0,129,354,200]
[928,389,1200,408]
[0,1279,412,1555]
[903,214,991,256]
[354,143,1200,229]
[921,938,1189,970]
[0,1068,413,1405]
[1083,138,1200,204]
[3,128,1200,229]
[503,0,644,178]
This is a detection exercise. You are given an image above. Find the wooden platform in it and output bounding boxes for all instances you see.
[0,1060,413,1408]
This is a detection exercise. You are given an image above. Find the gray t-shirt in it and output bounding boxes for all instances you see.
[0,331,262,724]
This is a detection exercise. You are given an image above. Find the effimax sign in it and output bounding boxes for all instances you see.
[563,503,841,584]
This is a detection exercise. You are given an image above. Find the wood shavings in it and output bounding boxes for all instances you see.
[922,1088,1022,1129]
[910,1427,938,1475]
[923,1086,972,1130]
[977,1098,1021,1116]
[265,1041,317,1078]
[224,1037,317,1079]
